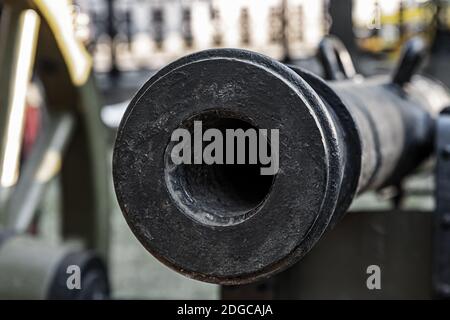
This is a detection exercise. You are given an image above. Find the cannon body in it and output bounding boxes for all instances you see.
[113,46,450,284]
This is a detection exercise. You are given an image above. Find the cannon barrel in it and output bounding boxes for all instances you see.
[113,46,450,284]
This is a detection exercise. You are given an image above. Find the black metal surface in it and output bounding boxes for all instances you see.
[434,106,450,299]
[392,37,428,87]
[113,46,450,284]
[114,49,343,284]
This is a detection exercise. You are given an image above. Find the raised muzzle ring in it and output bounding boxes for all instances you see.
[113,49,352,284]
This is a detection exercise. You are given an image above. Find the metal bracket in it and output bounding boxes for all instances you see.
[434,106,450,299]
[318,35,357,81]
[392,37,427,87]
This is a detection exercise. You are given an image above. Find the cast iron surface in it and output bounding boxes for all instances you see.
[113,47,450,284]
[287,66,361,227]
[114,49,345,284]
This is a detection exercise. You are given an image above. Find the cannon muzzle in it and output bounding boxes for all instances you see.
[113,46,450,284]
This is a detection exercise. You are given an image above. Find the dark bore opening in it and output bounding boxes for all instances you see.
[164,111,276,226]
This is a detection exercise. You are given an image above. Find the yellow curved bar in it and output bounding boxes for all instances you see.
[380,7,434,25]
[30,0,92,86]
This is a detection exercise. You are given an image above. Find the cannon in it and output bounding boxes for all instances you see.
[113,38,450,285]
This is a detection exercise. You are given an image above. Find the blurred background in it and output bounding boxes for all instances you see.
[78,0,450,124]
[0,0,449,299]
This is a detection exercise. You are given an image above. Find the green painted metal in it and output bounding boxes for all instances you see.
[5,113,74,232]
